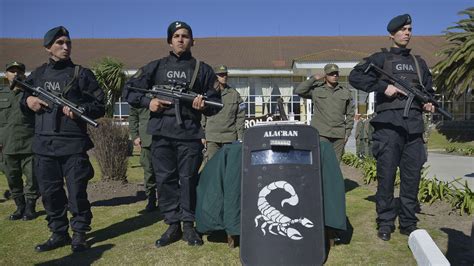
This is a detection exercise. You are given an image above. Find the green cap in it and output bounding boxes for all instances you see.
[214,65,228,74]
[5,61,25,72]
[43,26,70,47]
[167,21,193,44]
[324,63,339,74]
[387,14,412,33]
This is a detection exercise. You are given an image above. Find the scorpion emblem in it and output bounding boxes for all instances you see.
[254,181,314,240]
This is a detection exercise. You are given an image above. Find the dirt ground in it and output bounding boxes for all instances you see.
[87,180,146,207]
[86,165,473,264]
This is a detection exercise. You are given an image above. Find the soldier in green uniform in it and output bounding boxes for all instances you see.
[363,114,375,158]
[0,62,39,220]
[355,116,364,157]
[201,65,245,162]
[129,106,157,212]
[355,114,375,158]
[295,63,355,162]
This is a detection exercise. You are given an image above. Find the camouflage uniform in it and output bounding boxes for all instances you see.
[202,84,245,161]
[129,107,156,208]
[0,67,39,220]
[295,65,355,161]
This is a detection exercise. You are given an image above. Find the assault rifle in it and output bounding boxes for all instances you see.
[127,82,223,125]
[12,78,99,127]
[364,63,453,120]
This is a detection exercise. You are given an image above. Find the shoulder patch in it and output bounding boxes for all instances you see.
[239,102,246,111]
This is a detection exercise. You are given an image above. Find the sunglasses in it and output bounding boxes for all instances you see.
[327,72,339,76]
[217,73,228,77]
[6,68,24,74]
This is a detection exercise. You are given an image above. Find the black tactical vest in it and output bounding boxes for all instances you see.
[35,64,86,136]
[152,56,200,121]
[375,49,423,113]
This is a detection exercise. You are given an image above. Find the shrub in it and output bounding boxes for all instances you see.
[449,179,474,215]
[89,118,129,182]
[344,152,472,215]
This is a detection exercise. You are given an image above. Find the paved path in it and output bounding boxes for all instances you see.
[424,152,474,189]
[345,122,474,189]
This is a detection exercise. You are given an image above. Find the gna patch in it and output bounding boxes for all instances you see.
[392,62,416,73]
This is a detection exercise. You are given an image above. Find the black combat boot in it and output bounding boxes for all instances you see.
[71,232,89,252]
[145,193,157,212]
[182,222,203,246]
[35,232,72,252]
[9,196,26,220]
[155,223,182,248]
[22,199,37,220]
[377,226,394,241]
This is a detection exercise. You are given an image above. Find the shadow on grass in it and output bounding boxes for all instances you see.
[34,244,114,266]
[440,227,474,265]
[364,194,376,203]
[91,191,146,207]
[337,217,354,245]
[206,230,240,248]
[35,210,47,218]
[88,211,163,245]
[344,179,359,193]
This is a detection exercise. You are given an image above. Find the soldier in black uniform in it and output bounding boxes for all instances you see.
[21,26,105,252]
[123,21,221,248]
[349,14,435,241]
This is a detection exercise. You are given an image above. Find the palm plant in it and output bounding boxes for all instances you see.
[92,57,127,117]
[432,7,473,98]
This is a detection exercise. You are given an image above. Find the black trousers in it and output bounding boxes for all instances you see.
[151,136,203,224]
[371,126,426,229]
[35,153,94,233]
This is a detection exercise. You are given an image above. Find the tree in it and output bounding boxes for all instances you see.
[90,57,130,182]
[432,7,473,98]
[92,57,127,117]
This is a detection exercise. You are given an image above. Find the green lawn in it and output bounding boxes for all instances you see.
[0,153,461,265]
[427,129,474,150]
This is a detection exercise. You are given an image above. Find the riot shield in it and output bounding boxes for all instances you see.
[240,121,326,265]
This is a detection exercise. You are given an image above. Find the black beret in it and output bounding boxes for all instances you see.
[387,14,412,33]
[43,26,70,47]
[167,21,193,44]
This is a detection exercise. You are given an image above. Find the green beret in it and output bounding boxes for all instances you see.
[214,65,228,74]
[324,63,339,74]
[167,21,193,44]
[5,61,25,72]
[43,26,70,47]
[387,14,412,33]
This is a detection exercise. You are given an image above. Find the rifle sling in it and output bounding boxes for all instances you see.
[175,59,199,125]
[189,59,200,90]
[410,54,425,90]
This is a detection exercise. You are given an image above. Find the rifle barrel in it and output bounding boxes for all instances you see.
[128,86,223,108]
[13,78,99,127]
[365,63,453,120]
